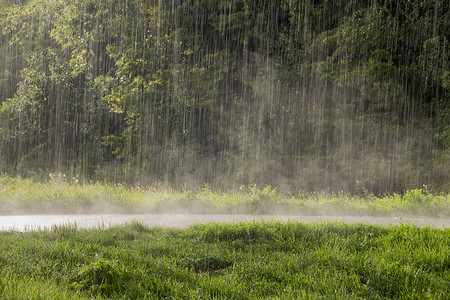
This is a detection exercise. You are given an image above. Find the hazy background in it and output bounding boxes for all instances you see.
[0,0,449,194]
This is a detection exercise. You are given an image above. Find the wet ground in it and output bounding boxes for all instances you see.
[1,214,449,231]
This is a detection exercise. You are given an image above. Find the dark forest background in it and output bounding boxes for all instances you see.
[0,0,449,194]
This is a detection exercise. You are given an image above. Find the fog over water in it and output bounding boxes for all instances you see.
[1,214,449,232]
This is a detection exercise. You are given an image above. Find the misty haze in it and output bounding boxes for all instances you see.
[0,0,448,195]
[0,1,449,299]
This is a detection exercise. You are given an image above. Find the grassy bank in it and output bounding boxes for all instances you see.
[0,221,448,299]
[1,176,449,217]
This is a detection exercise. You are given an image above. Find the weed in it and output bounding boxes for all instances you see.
[70,259,126,297]
[0,221,449,298]
[0,175,449,216]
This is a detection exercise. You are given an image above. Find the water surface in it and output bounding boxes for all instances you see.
[1,214,448,231]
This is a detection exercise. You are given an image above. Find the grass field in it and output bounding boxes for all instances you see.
[1,175,449,217]
[0,221,448,299]
[1,176,449,298]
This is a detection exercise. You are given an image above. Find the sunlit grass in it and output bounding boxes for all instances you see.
[0,175,449,217]
[0,221,448,298]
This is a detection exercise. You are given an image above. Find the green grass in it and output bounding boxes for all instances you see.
[0,175,449,217]
[0,221,448,299]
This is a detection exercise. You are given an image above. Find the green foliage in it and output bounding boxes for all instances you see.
[1,176,449,217]
[71,259,126,297]
[0,0,449,193]
[0,222,449,298]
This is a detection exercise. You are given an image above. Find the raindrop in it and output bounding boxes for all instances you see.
[0,0,448,195]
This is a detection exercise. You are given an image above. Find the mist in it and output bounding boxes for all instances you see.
[0,0,449,195]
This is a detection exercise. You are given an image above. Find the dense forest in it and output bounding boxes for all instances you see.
[0,0,449,194]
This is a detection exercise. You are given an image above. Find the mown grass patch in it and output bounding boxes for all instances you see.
[0,221,449,299]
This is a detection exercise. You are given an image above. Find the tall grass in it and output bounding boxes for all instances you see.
[0,221,448,298]
[0,175,449,217]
